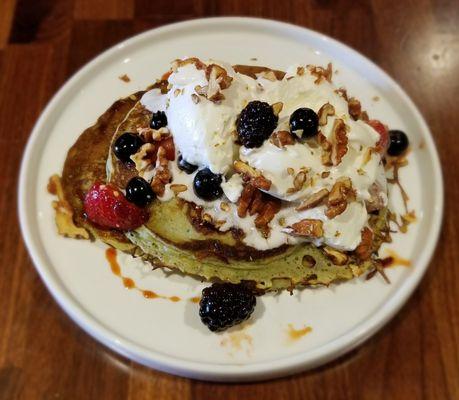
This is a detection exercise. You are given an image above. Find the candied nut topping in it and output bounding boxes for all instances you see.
[237,183,281,237]
[234,160,272,190]
[318,103,335,126]
[151,146,171,196]
[130,143,156,172]
[325,177,355,219]
[318,133,333,166]
[270,130,295,148]
[171,57,206,72]
[355,227,374,260]
[348,97,362,121]
[307,63,333,84]
[286,219,324,238]
[296,188,329,211]
[330,118,349,166]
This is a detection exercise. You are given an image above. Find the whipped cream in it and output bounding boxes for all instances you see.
[136,59,388,252]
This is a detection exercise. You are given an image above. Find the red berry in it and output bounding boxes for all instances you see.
[84,183,148,230]
[367,119,389,154]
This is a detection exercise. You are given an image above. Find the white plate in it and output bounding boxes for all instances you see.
[19,17,443,382]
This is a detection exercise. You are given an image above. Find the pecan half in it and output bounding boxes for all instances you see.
[318,103,335,126]
[287,219,324,238]
[296,188,329,211]
[355,227,374,260]
[325,202,348,219]
[270,130,295,148]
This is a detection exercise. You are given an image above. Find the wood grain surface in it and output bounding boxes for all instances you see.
[1,0,458,398]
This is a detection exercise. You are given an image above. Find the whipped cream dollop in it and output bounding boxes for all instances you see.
[137,59,388,252]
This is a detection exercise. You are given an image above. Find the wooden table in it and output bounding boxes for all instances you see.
[1,0,458,398]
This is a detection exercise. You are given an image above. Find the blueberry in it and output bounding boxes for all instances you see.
[125,177,155,207]
[193,168,223,201]
[289,108,319,140]
[199,283,256,332]
[177,154,198,174]
[150,111,168,130]
[387,130,409,156]
[236,101,278,148]
[113,133,144,163]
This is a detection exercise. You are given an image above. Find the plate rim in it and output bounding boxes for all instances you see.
[18,16,444,382]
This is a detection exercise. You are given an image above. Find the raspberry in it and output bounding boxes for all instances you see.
[367,119,389,154]
[199,283,256,332]
[236,101,278,148]
[84,182,148,230]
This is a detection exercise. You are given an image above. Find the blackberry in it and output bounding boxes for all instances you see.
[236,101,278,148]
[199,283,256,332]
[177,154,198,174]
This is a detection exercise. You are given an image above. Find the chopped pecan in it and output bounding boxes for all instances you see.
[234,160,272,190]
[307,63,333,84]
[323,246,349,265]
[325,177,354,219]
[286,219,324,238]
[328,177,353,206]
[137,126,169,142]
[355,227,374,260]
[130,143,156,172]
[270,130,294,148]
[195,63,233,102]
[293,170,307,191]
[151,146,171,196]
[318,103,335,126]
[348,97,362,121]
[251,175,271,191]
[335,87,349,101]
[325,202,348,219]
[248,189,264,215]
[296,188,329,211]
[331,118,349,166]
[254,198,281,237]
[237,184,257,218]
[171,57,206,72]
[296,66,305,76]
[318,133,333,166]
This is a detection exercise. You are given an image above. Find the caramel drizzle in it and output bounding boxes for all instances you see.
[105,248,184,302]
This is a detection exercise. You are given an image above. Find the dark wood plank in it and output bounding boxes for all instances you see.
[74,0,134,20]
[0,0,458,399]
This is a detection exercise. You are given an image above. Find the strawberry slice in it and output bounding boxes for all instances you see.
[84,183,148,230]
[367,119,389,154]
